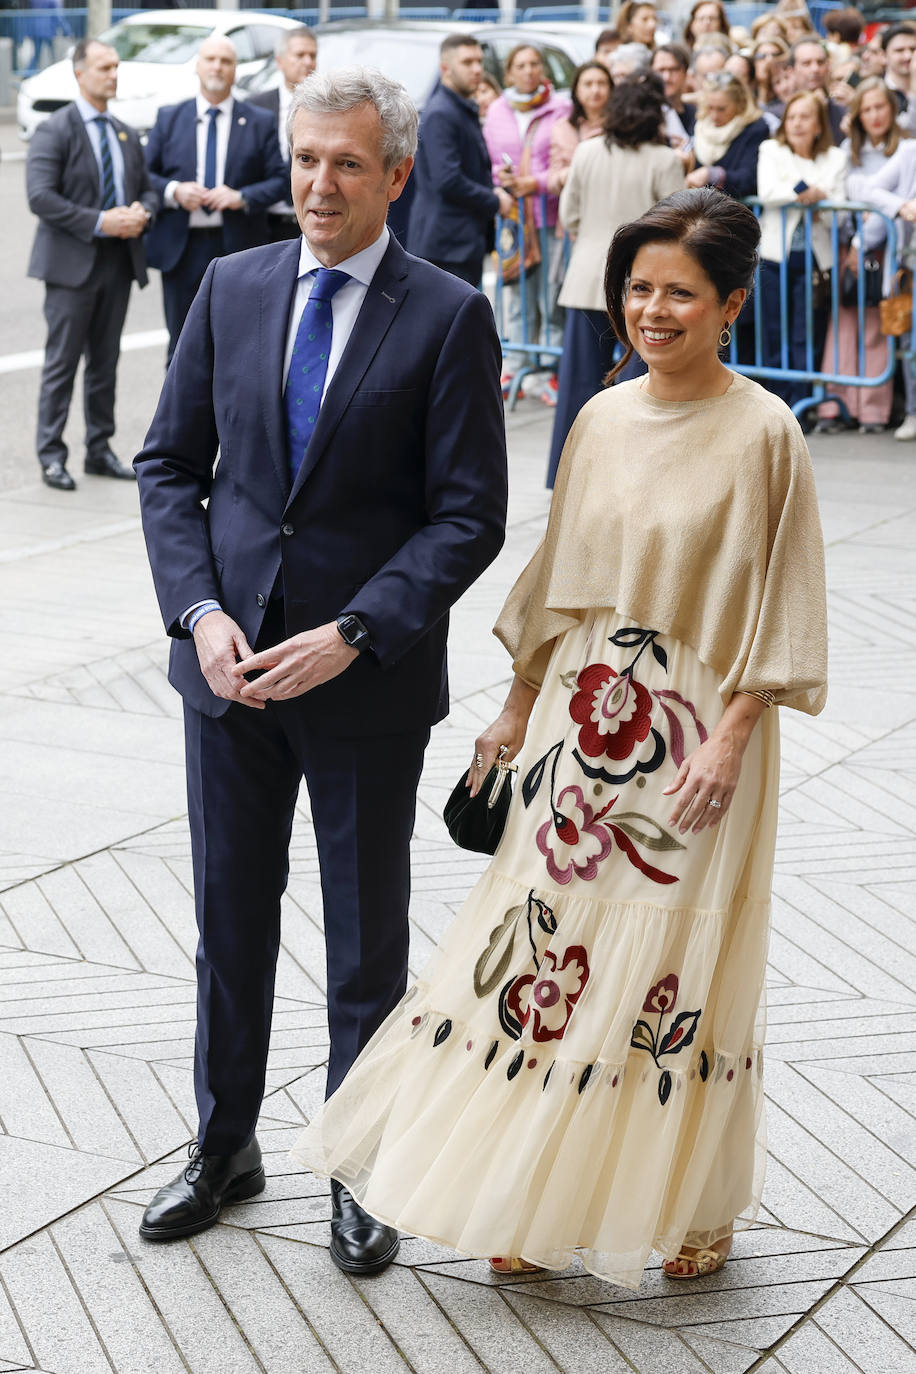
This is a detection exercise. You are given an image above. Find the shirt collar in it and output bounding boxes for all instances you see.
[195,92,234,122]
[74,94,109,125]
[296,225,390,289]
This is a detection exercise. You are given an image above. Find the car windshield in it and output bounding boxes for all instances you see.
[316,31,441,104]
[97,23,211,65]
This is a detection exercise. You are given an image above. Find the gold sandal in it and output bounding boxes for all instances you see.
[662,1246,729,1279]
[489,1256,545,1275]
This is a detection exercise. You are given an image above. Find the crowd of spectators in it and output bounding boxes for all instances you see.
[27,8,916,494]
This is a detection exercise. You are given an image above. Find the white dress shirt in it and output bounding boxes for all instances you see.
[266,83,295,215]
[164,94,234,229]
[74,94,126,234]
[282,226,390,396]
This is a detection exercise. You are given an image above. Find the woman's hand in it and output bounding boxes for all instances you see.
[797,185,826,206]
[501,173,538,198]
[686,166,710,189]
[662,692,766,835]
[466,677,539,797]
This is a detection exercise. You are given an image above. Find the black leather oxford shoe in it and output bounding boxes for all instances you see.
[139,1137,265,1242]
[84,449,136,480]
[330,1180,400,1275]
[42,462,75,491]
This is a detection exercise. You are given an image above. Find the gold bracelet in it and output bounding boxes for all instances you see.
[745,689,776,708]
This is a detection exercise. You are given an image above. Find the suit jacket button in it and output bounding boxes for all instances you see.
[256,593,266,607]
[282,523,294,536]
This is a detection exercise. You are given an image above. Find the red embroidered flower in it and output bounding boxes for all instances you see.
[643,974,678,1014]
[536,784,612,884]
[570,664,653,761]
[505,946,590,1043]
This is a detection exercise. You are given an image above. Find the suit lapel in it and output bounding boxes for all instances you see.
[69,104,102,198]
[285,238,410,509]
[259,239,302,501]
[225,101,250,186]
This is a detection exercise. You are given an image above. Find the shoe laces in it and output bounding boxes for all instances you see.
[184,1140,206,1184]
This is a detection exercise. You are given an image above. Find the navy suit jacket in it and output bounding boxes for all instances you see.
[144,97,288,274]
[134,234,508,736]
[27,102,157,288]
[408,82,498,265]
[709,117,770,200]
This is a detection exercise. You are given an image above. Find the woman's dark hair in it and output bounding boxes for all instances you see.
[569,60,613,127]
[684,0,731,47]
[603,188,761,379]
[603,70,667,149]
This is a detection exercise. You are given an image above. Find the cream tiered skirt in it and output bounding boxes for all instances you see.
[292,609,779,1289]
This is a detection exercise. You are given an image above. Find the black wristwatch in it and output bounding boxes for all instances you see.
[336,613,371,653]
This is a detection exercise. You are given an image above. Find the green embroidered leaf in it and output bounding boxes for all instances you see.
[613,811,686,852]
[473,904,524,998]
[630,1019,655,1054]
[560,670,579,690]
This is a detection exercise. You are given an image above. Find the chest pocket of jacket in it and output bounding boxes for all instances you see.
[350,388,417,407]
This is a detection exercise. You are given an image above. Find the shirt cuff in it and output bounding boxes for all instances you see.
[164,180,180,210]
[93,210,106,236]
[182,599,222,632]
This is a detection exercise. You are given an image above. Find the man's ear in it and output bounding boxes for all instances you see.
[388,155,414,203]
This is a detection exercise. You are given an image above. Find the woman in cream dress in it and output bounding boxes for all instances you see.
[293,188,827,1288]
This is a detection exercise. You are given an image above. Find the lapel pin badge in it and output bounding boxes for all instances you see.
[238,116,247,126]
[381,291,395,303]
[117,130,128,141]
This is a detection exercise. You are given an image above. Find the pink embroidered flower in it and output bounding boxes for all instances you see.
[570,663,653,762]
[536,784,612,884]
[643,974,679,1015]
[506,946,590,1043]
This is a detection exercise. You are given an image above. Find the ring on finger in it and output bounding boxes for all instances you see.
[474,753,484,769]
[707,798,722,810]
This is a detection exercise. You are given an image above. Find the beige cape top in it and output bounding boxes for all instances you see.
[494,372,828,714]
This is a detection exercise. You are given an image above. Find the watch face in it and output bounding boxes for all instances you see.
[339,615,368,648]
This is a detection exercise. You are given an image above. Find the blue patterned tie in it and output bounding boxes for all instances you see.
[284,268,350,481]
[202,106,219,215]
[93,115,116,210]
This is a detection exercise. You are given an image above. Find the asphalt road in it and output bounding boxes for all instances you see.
[0,120,176,496]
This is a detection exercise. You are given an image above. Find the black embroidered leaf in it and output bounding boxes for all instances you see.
[507,1049,524,1081]
[609,628,649,647]
[652,640,669,671]
[484,1040,499,1070]
[522,741,562,809]
[658,1009,702,1057]
[699,1050,710,1082]
[498,978,525,1040]
[533,895,557,935]
[433,1019,452,1047]
[630,1019,655,1055]
[658,1070,672,1106]
[542,1063,554,1091]
[578,1064,593,1094]
[612,811,685,853]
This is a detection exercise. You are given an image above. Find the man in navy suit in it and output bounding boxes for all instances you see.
[27,38,157,490]
[144,34,287,363]
[134,68,507,1274]
[408,33,512,286]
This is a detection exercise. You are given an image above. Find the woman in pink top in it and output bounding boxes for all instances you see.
[548,61,613,196]
[483,44,572,394]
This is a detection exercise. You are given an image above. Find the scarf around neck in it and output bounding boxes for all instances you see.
[504,82,552,113]
[693,105,759,167]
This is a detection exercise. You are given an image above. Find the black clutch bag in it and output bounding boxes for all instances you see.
[443,755,516,855]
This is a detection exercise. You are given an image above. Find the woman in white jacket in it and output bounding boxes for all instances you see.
[756,91,848,410]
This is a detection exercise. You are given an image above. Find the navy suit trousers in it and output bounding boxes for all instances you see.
[184,607,429,1153]
[162,227,224,366]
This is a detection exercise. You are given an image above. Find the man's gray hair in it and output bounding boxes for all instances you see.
[286,67,418,169]
[277,24,315,56]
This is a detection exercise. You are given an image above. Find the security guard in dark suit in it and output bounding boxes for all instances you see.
[26,38,157,491]
[247,25,317,244]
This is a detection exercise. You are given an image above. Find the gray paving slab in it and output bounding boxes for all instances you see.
[812,1285,916,1372]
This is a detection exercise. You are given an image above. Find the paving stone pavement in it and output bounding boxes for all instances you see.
[1,401,915,1374]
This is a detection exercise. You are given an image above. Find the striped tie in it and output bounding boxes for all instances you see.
[93,115,117,211]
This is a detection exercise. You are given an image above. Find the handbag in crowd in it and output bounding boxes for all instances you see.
[879,269,913,337]
[495,128,541,285]
[840,254,883,309]
[443,749,517,855]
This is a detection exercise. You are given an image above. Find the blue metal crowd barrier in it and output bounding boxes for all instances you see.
[493,195,908,422]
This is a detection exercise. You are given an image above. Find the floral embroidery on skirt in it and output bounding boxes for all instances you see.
[292,609,779,1290]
